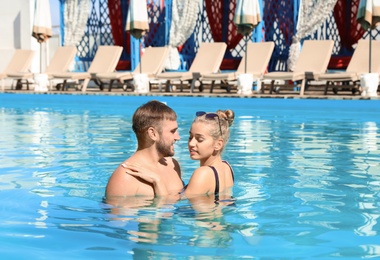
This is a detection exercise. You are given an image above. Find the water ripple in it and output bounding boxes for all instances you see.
[1,95,380,258]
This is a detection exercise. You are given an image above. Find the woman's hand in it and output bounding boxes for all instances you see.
[121,163,160,183]
[121,163,168,196]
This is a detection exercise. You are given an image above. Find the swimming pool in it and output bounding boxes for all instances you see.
[0,93,379,259]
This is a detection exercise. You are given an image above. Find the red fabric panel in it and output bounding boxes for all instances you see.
[263,0,295,45]
[221,59,240,70]
[331,0,365,69]
[328,56,352,70]
[108,0,123,46]
[205,0,243,49]
[108,0,130,70]
[205,0,223,42]
[333,0,365,52]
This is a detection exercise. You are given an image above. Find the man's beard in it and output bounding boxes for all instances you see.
[156,138,174,157]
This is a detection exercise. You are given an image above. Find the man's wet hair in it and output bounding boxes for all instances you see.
[132,100,177,137]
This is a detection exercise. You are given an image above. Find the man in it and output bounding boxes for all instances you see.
[105,100,183,199]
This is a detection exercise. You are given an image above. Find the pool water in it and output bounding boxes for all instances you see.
[0,93,379,259]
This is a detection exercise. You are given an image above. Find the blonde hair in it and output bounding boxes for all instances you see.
[193,109,235,149]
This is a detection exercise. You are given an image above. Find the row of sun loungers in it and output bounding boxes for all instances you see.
[96,46,169,92]
[262,39,380,95]
[317,39,380,95]
[52,46,123,92]
[1,50,35,91]
[1,40,379,95]
[202,41,274,93]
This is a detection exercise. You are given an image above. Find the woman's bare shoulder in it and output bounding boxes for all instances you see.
[189,166,214,181]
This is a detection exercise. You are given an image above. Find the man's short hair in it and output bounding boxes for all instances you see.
[132,100,177,137]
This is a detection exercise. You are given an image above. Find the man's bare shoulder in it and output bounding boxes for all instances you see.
[160,156,178,167]
[160,157,181,175]
[105,163,139,197]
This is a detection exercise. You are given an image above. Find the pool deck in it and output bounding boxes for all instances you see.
[1,85,379,100]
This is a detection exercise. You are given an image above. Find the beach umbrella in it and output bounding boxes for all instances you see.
[32,0,52,73]
[234,0,261,73]
[357,0,380,73]
[126,0,149,73]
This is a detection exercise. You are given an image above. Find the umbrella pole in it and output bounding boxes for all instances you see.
[244,36,248,74]
[139,38,142,74]
[369,29,372,73]
[40,43,43,73]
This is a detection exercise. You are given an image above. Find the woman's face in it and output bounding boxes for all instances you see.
[188,122,217,160]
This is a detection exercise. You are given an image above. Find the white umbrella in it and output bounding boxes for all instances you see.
[126,0,149,73]
[234,0,261,73]
[357,0,380,72]
[32,0,52,73]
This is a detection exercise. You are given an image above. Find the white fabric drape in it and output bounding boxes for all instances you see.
[165,0,199,70]
[287,0,337,71]
[63,0,91,46]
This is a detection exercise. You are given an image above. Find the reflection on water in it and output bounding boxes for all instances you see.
[1,96,380,258]
[361,122,378,152]
[34,200,48,229]
[104,193,242,249]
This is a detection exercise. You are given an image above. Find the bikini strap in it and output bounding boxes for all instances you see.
[222,160,235,182]
[208,166,219,194]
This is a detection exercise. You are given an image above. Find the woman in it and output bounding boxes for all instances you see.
[123,109,235,199]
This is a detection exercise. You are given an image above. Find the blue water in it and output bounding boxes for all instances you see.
[0,93,379,259]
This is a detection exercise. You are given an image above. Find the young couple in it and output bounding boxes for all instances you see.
[105,100,235,204]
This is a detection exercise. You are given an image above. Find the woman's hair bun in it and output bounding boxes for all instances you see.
[217,109,234,127]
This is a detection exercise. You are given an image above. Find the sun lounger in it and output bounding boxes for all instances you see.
[201,41,274,93]
[51,46,123,92]
[156,42,227,92]
[96,46,169,91]
[315,39,380,95]
[6,46,77,91]
[0,49,35,91]
[262,40,334,95]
